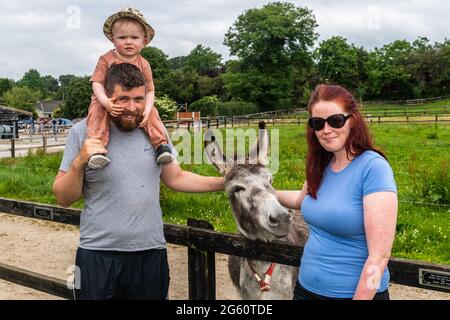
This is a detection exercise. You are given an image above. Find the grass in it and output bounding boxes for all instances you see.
[362,99,450,116]
[0,123,449,264]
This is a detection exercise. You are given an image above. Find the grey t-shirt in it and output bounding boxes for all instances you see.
[60,119,170,251]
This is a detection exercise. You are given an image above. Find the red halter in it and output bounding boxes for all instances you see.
[246,259,276,291]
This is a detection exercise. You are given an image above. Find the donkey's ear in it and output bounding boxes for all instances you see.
[249,121,269,166]
[204,129,228,175]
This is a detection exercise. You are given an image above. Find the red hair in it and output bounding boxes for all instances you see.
[306,84,386,199]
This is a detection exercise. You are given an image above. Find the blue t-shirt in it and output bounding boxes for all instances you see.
[299,150,397,298]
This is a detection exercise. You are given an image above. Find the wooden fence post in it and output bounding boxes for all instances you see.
[54,124,58,142]
[10,139,15,158]
[42,134,47,154]
[187,218,216,300]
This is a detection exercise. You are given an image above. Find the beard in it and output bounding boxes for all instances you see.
[111,110,143,132]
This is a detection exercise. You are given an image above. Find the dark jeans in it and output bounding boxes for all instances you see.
[74,247,170,300]
[293,281,390,300]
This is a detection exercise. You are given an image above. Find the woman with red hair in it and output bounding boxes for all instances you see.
[277,84,398,300]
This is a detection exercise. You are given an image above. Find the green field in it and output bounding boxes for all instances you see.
[362,99,450,116]
[275,99,450,123]
[0,122,449,264]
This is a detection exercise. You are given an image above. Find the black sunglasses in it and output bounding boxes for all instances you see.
[308,113,352,131]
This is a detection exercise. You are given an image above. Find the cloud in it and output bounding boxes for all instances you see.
[0,0,448,80]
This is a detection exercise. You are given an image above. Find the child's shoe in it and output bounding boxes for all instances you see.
[156,144,174,164]
[88,154,111,169]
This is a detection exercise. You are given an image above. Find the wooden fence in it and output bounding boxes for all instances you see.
[0,197,449,300]
[2,106,450,158]
[3,124,70,158]
[163,113,450,132]
[363,95,450,106]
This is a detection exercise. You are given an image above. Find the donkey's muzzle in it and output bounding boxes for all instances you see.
[267,209,291,228]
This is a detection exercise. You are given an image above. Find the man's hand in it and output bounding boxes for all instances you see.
[53,138,106,208]
[76,139,108,168]
[139,104,153,127]
[105,97,124,117]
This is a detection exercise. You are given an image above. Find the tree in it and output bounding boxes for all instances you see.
[433,39,450,96]
[61,76,92,119]
[18,69,44,93]
[185,45,222,75]
[223,66,293,110]
[155,95,177,120]
[406,37,448,97]
[169,56,188,70]
[217,100,259,116]
[365,40,414,99]
[141,47,170,80]
[41,75,59,95]
[224,2,317,68]
[158,70,198,104]
[315,36,362,91]
[0,78,14,103]
[223,2,318,110]
[58,74,77,87]
[52,107,64,118]
[3,86,41,114]
[190,95,219,116]
[196,76,223,99]
[55,74,77,100]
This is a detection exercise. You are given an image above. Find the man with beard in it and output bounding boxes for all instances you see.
[52,63,224,300]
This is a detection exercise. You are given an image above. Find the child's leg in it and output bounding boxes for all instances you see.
[144,108,173,164]
[86,98,110,147]
[86,98,111,169]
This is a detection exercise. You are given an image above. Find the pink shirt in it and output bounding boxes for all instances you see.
[90,49,154,92]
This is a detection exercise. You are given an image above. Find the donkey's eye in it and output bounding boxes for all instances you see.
[232,186,246,193]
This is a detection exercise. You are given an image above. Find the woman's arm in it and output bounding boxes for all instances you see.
[353,191,398,300]
[276,181,308,210]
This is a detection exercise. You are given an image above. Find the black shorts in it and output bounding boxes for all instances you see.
[73,247,170,300]
[293,281,390,300]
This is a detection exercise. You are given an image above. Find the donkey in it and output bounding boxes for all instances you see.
[204,121,308,300]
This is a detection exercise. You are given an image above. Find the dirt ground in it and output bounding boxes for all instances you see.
[0,212,448,300]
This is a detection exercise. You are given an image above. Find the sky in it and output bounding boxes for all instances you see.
[1,0,449,81]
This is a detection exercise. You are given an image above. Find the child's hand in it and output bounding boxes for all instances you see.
[105,97,124,117]
[139,105,153,127]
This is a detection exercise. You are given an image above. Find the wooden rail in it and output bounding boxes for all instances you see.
[0,197,449,299]
[0,262,72,299]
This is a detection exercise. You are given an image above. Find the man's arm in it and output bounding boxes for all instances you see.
[160,161,224,192]
[52,138,107,207]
